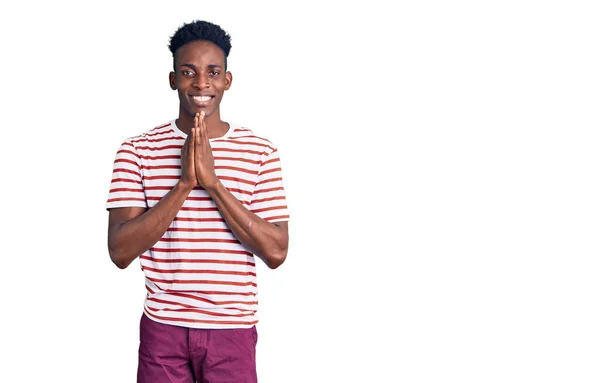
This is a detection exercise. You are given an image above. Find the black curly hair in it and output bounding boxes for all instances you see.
[168,20,232,70]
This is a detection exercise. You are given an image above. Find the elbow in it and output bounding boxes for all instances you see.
[265,248,288,270]
[108,246,131,270]
[113,258,129,270]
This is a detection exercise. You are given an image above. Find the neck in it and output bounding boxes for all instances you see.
[176,107,228,138]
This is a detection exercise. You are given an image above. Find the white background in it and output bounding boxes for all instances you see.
[1,1,599,382]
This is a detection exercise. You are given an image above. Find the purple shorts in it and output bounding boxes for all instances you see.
[137,313,258,383]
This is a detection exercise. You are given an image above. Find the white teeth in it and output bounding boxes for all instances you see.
[193,96,212,102]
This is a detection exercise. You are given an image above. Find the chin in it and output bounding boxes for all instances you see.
[185,106,207,117]
[196,108,211,117]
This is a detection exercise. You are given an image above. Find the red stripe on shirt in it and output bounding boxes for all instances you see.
[115,158,139,167]
[257,167,281,177]
[167,291,258,305]
[251,196,286,204]
[150,247,250,255]
[167,228,231,233]
[143,266,255,277]
[255,177,283,186]
[146,276,257,287]
[112,168,141,177]
[146,305,254,317]
[158,238,239,244]
[144,308,258,325]
[212,147,263,156]
[140,255,253,266]
[109,187,144,193]
[111,178,143,185]
[136,144,183,151]
[264,214,290,221]
[107,197,146,203]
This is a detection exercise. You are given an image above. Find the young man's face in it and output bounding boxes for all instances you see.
[169,40,232,119]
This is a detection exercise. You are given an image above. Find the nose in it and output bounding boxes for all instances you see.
[193,72,210,89]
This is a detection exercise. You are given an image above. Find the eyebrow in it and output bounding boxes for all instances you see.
[179,63,223,69]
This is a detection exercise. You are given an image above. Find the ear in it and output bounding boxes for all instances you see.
[225,71,233,90]
[169,71,176,90]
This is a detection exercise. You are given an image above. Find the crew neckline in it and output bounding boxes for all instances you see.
[171,119,236,141]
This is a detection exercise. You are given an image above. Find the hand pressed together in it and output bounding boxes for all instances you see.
[179,111,219,191]
[193,112,219,189]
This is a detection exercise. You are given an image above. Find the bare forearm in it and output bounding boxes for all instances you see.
[206,181,288,269]
[108,181,194,269]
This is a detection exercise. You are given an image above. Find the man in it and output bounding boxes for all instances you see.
[106,20,290,383]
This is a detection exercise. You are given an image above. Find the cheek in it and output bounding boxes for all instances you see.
[215,78,228,89]
[177,88,187,98]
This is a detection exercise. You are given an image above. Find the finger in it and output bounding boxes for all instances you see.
[190,126,198,146]
[196,111,203,141]
[190,127,196,159]
[191,127,195,149]
[193,114,200,145]
[190,121,196,142]
[201,114,208,141]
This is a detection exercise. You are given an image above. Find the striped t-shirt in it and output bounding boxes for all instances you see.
[106,120,289,329]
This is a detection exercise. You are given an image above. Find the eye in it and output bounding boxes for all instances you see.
[209,70,220,76]
[181,70,195,76]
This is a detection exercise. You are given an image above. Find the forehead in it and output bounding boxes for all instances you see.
[175,40,225,66]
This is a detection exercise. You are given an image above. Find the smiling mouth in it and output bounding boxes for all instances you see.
[191,95,214,106]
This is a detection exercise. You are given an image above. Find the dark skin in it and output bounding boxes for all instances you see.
[108,40,289,270]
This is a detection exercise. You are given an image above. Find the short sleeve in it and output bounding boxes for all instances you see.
[106,140,148,210]
[249,147,290,222]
